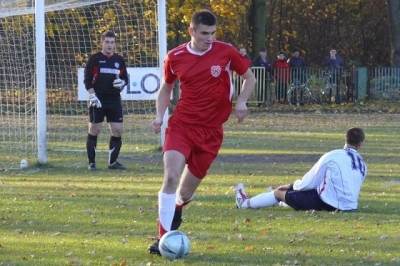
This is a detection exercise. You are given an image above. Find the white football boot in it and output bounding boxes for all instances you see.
[234,183,249,209]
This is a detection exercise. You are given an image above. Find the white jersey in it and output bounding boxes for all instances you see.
[293,147,367,211]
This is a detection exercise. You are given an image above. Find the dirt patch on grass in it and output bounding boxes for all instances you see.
[215,154,318,164]
[121,153,319,165]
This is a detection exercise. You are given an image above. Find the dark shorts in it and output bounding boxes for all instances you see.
[285,188,336,211]
[89,101,123,123]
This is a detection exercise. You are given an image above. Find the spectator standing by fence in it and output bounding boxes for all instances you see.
[273,51,290,103]
[324,48,344,103]
[239,46,252,63]
[287,49,306,104]
[253,48,272,75]
[288,49,306,81]
[324,49,344,69]
[253,48,271,103]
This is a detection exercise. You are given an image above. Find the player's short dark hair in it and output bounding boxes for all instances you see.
[346,128,365,146]
[101,30,116,40]
[191,10,217,26]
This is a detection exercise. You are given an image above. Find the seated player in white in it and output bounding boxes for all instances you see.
[235,128,367,211]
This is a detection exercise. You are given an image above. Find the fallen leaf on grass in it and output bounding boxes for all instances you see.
[245,245,254,251]
[379,235,388,240]
[237,233,245,241]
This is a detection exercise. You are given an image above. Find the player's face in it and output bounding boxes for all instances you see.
[189,23,217,52]
[102,37,116,56]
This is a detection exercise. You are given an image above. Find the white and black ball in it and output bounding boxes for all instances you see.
[159,230,191,260]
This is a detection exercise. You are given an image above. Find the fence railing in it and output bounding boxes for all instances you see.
[233,67,356,105]
[369,67,400,100]
[233,66,400,105]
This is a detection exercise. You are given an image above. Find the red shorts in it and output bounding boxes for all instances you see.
[163,122,223,179]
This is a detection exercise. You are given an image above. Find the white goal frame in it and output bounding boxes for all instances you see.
[33,0,167,164]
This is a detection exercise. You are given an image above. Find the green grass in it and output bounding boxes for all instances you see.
[0,113,399,265]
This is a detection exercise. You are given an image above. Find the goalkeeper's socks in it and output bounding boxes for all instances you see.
[248,191,279,208]
[158,192,176,238]
[86,134,97,164]
[109,136,122,164]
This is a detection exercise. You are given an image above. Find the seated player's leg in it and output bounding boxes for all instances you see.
[234,183,249,208]
[235,184,279,209]
[106,103,125,169]
[273,188,288,202]
[87,106,105,170]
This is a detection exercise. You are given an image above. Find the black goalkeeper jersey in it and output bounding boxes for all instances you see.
[84,52,128,102]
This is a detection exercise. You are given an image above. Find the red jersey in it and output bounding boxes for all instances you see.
[164,41,250,128]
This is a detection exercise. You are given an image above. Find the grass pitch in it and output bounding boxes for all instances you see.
[0,113,399,265]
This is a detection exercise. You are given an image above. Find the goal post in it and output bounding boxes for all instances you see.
[0,0,167,169]
[36,0,47,164]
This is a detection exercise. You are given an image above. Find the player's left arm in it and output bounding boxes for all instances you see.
[119,58,129,85]
[235,68,256,123]
[113,57,128,91]
[293,158,328,191]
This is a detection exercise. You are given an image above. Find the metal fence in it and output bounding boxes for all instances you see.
[369,67,400,100]
[233,66,400,105]
[233,67,356,105]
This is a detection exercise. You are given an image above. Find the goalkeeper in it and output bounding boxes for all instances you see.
[84,30,128,170]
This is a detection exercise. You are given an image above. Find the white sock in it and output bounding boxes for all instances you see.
[158,192,176,232]
[248,191,279,208]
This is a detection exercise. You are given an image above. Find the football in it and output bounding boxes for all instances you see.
[20,159,29,169]
[159,230,191,260]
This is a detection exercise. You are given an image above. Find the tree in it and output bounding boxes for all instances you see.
[166,1,250,49]
[388,0,400,66]
[249,0,267,58]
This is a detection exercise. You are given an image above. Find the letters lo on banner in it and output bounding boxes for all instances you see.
[77,67,161,101]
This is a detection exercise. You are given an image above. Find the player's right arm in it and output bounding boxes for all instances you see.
[152,81,174,133]
[84,54,102,108]
[84,55,96,92]
[152,53,177,133]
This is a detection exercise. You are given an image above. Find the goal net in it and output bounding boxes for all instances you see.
[0,0,165,169]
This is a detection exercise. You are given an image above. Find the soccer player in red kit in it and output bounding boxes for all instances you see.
[149,10,256,254]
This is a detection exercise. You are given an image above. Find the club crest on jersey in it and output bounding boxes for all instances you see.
[114,62,120,68]
[210,65,222,77]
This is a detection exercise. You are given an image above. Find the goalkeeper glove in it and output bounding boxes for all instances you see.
[88,93,102,108]
[113,78,126,91]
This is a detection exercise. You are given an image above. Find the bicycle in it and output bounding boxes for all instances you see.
[320,71,338,103]
[287,79,317,106]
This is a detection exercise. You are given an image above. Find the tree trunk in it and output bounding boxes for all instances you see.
[250,0,267,57]
[388,0,400,66]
